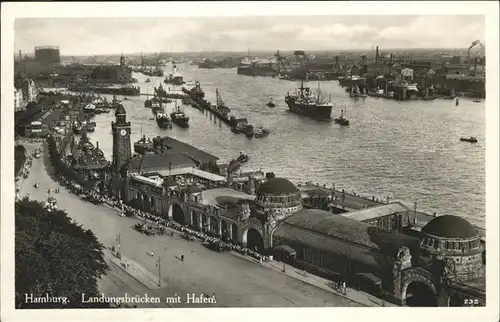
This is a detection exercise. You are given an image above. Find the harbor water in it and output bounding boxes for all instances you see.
[86,63,485,228]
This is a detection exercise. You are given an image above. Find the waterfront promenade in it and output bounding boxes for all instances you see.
[18,142,366,308]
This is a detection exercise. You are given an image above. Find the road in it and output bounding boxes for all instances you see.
[18,142,362,308]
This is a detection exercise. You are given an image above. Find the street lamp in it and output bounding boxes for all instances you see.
[156,256,163,287]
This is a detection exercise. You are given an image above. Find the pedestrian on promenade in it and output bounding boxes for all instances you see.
[181,254,184,261]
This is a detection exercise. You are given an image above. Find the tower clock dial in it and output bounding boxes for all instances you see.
[120,129,127,136]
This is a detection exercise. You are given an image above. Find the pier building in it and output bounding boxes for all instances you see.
[108,108,485,307]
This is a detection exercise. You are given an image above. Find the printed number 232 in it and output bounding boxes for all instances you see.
[464,298,479,305]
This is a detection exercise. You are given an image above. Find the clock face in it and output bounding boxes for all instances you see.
[120,129,127,137]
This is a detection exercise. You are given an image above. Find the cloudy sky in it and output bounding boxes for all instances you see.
[15,15,484,55]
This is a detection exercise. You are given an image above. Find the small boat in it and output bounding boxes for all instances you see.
[254,126,270,138]
[244,124,254,138]
[145,78,151,83]
[266,99,276,108]
[460,136,478,143]
[231,122,247,134]
[334,108,349,126]
[236,152,249,163]
[473,99,481,103]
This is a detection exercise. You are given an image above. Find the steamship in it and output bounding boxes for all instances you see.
[285,81,333,121]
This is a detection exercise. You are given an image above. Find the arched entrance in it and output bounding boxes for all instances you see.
[171,203,185,225]
[191,210,198,228]
[243,228,264,253]
[150,196,155,212]
[143,195,151,212]
[231,223,238,241]
[118,188,126,200]
[139,192,145,210]
[209,217,218,234]
[221,220,228,240]
[202,214,208,231]
[405,281,438,306]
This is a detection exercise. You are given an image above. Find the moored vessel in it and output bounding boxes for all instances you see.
[170,102,190,128]
[156,112,172,129]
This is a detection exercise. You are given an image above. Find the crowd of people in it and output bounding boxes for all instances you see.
[61,179,270,262]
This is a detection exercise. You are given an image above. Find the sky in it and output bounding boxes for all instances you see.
[14,15,485,56]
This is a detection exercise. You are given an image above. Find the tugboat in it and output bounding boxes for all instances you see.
[156,112,172,129]
[285,81,333,121]
[334,108,349,126]
[266,98,276,108]
[244,124,254,138]
[254,126,270,138]
[231,122,247,133]
[236,152,249,163]
[460,136,478,143]
[164,65,185,86]
[170,102,190,128]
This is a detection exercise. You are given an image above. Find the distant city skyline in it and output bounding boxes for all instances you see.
[15,15,485,56]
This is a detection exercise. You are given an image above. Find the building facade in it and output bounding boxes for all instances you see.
[110,116,485,307]
[14,88,24,111]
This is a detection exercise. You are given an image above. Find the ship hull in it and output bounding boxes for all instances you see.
[70,86,140,96]
[171,117,189,128]
[237,66,278,77]
[156,118,171,129]
[285,97,332,121]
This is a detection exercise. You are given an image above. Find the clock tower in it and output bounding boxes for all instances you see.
[111,103,132,174]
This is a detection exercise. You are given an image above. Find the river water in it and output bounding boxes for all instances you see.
[85,63,485,228]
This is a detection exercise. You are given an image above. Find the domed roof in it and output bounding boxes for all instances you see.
[422,215,478,239]
[258,178,299,195]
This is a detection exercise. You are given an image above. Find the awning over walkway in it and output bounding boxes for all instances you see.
[273,245,297,256]
[157,167,226,182]
[355,273,382,286]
